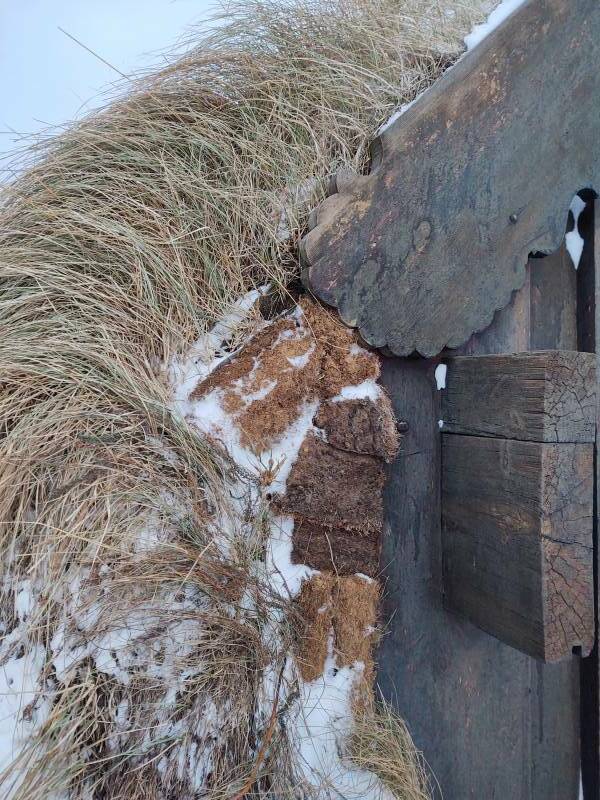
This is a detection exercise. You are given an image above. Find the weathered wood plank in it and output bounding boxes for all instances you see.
[531,245,578,351]
[577,197,598,799]
[527,257,583,797]
[442,350,596,443]
[301,0,600,357]
[379,253,582,797]
[379,360,535,798]
[442,435,594,661]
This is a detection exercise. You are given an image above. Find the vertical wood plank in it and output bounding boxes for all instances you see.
[578,198,598,800]
[380,247,582,798]
[530,246,578,351]
[528,254,582,800]
[379,359,533,799]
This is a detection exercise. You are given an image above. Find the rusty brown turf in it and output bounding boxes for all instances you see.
[294,572,336,681]
[277,432,386,532]
[191,297,380,450]
[191,295,401,578]
[315,396,399,463]
[294,573,380,703]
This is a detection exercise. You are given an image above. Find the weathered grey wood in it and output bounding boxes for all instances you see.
[301,0,600,357]
[527,258,583,797]
[442,435,594,661]
[379,253,582,798]
[380,359,536,798]
[531,245,578,351]
[578,197,598,799]
[442,350,596,443]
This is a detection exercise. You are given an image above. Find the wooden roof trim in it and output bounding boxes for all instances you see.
[301,0,600,357]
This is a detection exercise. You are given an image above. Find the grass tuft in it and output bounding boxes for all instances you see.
[0,1,489,797]
[348,700,433,800]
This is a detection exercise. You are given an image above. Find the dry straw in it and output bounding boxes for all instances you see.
[0,1,488,797]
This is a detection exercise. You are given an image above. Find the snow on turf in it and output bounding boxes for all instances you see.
[175,299,392,797]
[331,379,382,402]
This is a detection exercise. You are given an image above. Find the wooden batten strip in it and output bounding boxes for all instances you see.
[442,350,596,443]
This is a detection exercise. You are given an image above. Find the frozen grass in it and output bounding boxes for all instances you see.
[0,0,489,797]
[348,701,433,800]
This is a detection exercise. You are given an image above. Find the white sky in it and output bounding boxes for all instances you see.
[0,1,216,161]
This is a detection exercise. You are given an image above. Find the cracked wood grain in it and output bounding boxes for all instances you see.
[301,0,600,357]
[379,255,583,797]
[442,350,596,443]
[442,435,594,661]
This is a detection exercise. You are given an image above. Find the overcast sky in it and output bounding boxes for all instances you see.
[0,1,215,161]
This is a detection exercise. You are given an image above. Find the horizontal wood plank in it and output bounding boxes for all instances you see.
[442,350,595,443]
[442,434,594,661]
[301,0,600,357]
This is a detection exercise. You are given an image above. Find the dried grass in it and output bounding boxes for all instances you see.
[0,0,488,797]
[348,700,433,800]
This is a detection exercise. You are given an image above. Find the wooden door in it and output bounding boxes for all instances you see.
[377,231,594,798]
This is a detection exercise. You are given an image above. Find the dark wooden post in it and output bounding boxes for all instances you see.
[441,350,595,662]
[577,197,599,800]
[379,245,582,798]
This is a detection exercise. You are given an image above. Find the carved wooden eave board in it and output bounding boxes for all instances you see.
[301,0,600,357]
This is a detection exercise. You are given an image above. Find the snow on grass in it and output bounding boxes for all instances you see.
[290,645,395,800]
[0,646,46,777]
[173,300,393,797]
[464,0,527,50]
[47,554,234,795]
[0,606,50,800]
[378,1,527,135]
[169,288,265,417]
[566,195,587,269]
[50,568,207,687]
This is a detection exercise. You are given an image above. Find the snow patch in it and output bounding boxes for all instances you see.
[331,379,381,403]
[267,515,315,597]
[566,195,587,269]
[287,343,315,369]
[289,648,395,800]
[435,363,447,390]
[0,645,47,795]
[169,288,265,417]
[464,0,527,50]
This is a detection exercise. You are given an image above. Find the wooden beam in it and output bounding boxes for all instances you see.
[442,351,596,443]
[442,435,594,661]
[379,252,582,797]
[577,197,599,799]
[301,0,600,357]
